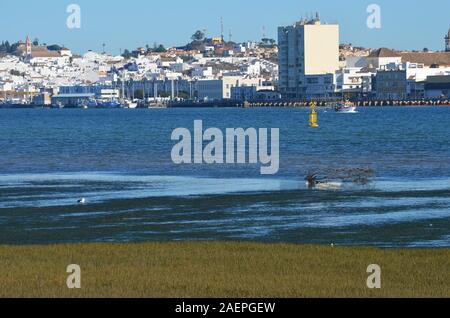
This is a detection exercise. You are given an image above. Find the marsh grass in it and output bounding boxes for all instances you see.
[0,242,449,298]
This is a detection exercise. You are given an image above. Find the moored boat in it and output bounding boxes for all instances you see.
[335,100,357,113]
[123,99,138,109]
[96,99,122,108]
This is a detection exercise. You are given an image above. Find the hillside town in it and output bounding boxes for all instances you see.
[1,16,450,108]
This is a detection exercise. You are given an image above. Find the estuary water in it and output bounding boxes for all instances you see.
[0,107,450,247]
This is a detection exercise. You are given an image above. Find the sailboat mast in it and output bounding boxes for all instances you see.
[122,73,125,101]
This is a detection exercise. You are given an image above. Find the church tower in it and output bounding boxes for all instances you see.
[25,36,32,56]
[446,29,450,52]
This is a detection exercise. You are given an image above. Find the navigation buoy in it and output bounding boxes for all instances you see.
[309,101,319,128]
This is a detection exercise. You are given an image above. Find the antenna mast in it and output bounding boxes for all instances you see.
[221,17,224,42]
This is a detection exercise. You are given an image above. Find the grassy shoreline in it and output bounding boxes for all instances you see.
[0,242,449,298]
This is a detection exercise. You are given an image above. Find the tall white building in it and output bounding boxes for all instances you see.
[278,15,339,99]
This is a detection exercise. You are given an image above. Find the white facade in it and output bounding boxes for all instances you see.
[336,68,375,94]
[234,44,247,53]
[192,66,213,78]
[59,49,73,57]
[170,63,191,73]
[0,36,277,101]
[197,76,264,100]
[403,62,450,82]
[366,56,402,69]
[240,62,261,76]
[383,61,450,99]
[0,81,14,91]
[231,86,279,101]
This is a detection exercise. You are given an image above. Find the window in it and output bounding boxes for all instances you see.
[307,77,319,84]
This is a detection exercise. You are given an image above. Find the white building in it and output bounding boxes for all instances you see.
[403,62,450,82]
[234,44,247,54]
[366,48,402,70]
[381,61,450,99]
[59,48,73,57]
[240,61,261,76]
[197,76,264,100]
[192,66,213,78]
[231,86,279,101]
[278,15,339,99]
[170,63,191,73]
[335,67,375,95]
[0,80,14,92]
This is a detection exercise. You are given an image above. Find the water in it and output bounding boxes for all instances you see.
[0,107,449,247]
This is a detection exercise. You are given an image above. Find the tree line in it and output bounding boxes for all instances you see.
[0,38,63,55]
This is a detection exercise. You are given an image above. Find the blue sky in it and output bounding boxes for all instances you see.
[0,0,449,54]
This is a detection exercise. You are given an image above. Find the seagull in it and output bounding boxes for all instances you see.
[77,198,86,205]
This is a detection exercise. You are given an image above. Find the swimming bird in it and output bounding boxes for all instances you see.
[77,198,86,205]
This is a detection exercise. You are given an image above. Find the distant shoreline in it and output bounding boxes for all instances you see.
[0,242,449,298]
[1,101,450,109]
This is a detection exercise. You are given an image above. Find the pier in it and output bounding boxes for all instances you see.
[168,99,450,108]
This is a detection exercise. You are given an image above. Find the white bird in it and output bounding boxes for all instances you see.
[77,198,86,205]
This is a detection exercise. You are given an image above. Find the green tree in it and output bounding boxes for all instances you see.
[134,89,145,99]
[47,44,62,51]
[261,38,276,47]
[153,45,166,53]
[1,41,11,53]
[191,30,205,42]
[0,41,20,54]
[177,91,190,100]
[122,49,132,58]
[159,92,171,98]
